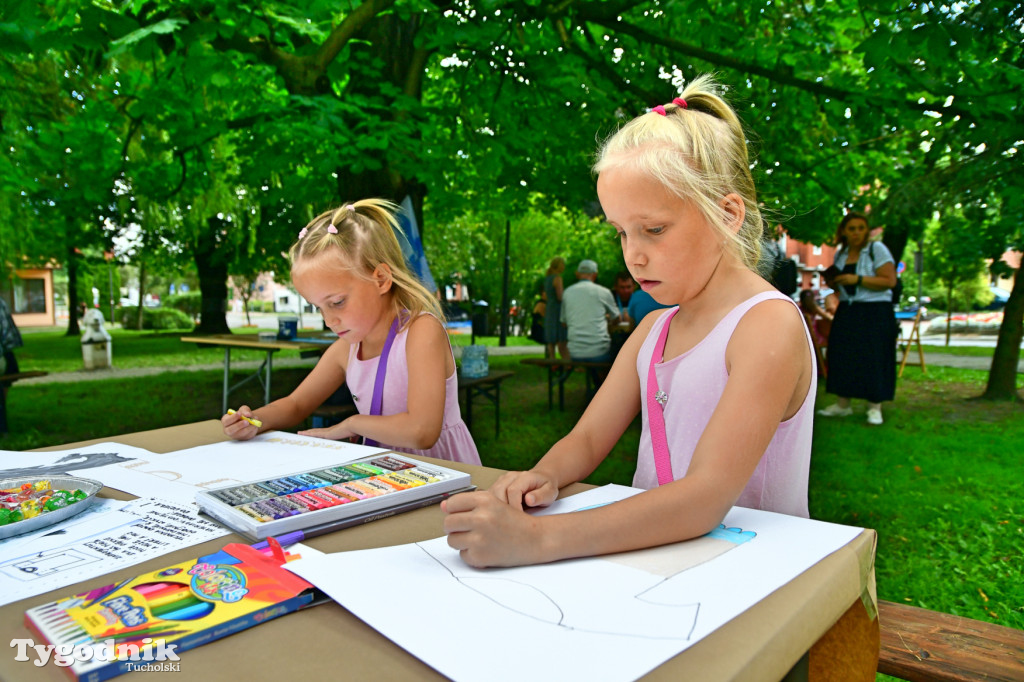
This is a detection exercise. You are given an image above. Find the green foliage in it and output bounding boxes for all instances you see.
[425,200,623,333]
[163,292,202,320]
[116,306,193,330]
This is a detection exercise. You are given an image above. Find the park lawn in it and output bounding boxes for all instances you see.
[15,327,539,374]
[4,334,1023,634]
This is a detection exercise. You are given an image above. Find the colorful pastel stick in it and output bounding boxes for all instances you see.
[227,409,262,428]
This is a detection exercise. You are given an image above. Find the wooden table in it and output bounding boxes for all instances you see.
[2,421,880,682]
[457,370,513,437]
[181,334,333,413]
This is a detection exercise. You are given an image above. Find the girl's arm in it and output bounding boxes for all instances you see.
[444,300,812,567]
[305,315,448,449]
[553,275,564,302]
[487,318,648,508]
[222,341,349,440]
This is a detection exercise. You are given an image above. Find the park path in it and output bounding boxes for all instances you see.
[18,345,1018,386]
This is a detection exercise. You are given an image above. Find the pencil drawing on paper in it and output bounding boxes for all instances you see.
[0,452,135,480]
[416,523,756,641]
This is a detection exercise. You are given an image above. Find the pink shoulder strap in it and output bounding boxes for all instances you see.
[647,307,679,486]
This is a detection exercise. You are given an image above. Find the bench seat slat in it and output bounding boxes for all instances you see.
[878,599,1024,682]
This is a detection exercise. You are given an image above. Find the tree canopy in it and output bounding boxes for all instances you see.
[2,0,1021,396]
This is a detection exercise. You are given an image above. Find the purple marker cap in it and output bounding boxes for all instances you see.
[251,530,305,550]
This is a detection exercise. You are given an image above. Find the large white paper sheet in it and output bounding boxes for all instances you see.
[286,485,864,682]
[0,498,228,607]
[72,431,386,506]
[0,443,152,479]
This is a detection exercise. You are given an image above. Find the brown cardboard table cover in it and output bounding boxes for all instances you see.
[0,420,878,681]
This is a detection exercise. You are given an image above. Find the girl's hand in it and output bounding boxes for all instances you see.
[222,405,260,441]
[298,417,359,442]
[442,491,545,567]
[488,470,559,510]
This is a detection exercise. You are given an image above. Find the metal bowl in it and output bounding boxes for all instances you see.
[0,476,103,540]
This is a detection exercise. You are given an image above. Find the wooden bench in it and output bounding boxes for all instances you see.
[309,371,515,438]
[519,357,612,411]
[877,599,1024,681]
[0,371,49,434]
[458,370,513,437]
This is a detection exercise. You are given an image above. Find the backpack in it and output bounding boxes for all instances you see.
[766,241,798,296]
[770,258,798,296]
[529,310,545,344]
[868,242,902,305]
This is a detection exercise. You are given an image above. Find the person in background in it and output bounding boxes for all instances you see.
[443,75,815,568]
[822,265,840,316]
[612,271,634,322]
[816,212,898,425]
[799,288,833,350]
[222,198,480,465]
[530,288,547,345]
[626,285,672,327]
[0,297,24,401]
[543,257,569,360]
[561,259,618,364]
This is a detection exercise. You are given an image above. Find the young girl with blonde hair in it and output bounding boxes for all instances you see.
[443,75,815,566]
[222,199,480,465]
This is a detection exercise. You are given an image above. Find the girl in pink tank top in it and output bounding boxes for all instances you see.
[221,199,480,466]
[443,76,815,568]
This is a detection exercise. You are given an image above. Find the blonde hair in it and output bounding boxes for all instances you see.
[547,257,565,275]
[290,198,443,328]
[593,74,763,271]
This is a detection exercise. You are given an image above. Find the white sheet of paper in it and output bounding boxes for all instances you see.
[0,443,152,480]
[72,431,387,505]
[286,485,864,682]
[0,498,228,607]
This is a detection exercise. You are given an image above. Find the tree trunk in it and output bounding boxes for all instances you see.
[135,260,147,331]
[945,279,953,347]
[193,220,231,334]
[64,243,81,337]
[979,269,1023,401]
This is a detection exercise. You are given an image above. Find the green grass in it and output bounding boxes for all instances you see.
[4,333,1023,638]
[15,327,541,374]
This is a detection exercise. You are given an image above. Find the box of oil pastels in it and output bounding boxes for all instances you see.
[194,454,474,540]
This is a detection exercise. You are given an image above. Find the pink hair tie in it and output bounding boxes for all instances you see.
[672,98,687,109]
[652,105,667,116]
[327,225,338,234]
[346,204,355,212]
[298,227,308,239]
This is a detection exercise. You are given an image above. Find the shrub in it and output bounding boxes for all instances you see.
[164,292,202,320]
[117,306,194,330]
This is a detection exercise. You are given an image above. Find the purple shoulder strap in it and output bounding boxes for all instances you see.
[362,316,400,448]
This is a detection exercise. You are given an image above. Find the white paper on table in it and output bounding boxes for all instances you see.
[0,498,130,556]
[286,485,864,682]
[0,443,153,480]
[0,497,228,607]
[73,431,386,504]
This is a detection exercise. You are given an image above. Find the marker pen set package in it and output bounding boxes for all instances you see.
[194,454,474,541]
[24,542,322,682]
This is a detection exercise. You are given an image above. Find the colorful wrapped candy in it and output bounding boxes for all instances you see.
[0,480,88,527]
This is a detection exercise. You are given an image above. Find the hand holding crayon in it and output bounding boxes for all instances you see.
[226,409,262,425]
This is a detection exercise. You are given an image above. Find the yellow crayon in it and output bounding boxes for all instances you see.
[227,409,263,428]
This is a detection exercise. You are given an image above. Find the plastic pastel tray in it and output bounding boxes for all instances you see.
[0,476,102,540]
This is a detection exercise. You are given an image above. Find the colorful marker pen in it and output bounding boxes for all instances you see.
[227,409,263,428]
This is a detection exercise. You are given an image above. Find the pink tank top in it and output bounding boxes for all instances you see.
[633,291,815,517]
[345,316,481,465]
